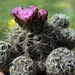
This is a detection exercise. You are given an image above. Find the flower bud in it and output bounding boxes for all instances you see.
[38,9,48,21]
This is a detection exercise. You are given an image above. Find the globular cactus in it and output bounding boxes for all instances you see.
[58,28,75,49]
[21,24,59,61]
[48,13,69,30]
[9,55,37,75]
[7,24,28,54]
[10,5,50,60]
[0,41,19,73]
[62,51,75,74]
[1,4,75,75]
[45,47,75,75]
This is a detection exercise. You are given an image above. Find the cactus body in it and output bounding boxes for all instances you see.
[48,14,69,29]
[58,28,75,49]
[22,24,58,61]
[45,47,75,75]
[9,55,37,75]
[7,25,28,54]
[0,41,19,73]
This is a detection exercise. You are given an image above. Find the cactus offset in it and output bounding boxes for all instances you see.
[9,55,37,75]
[7,24,28,54]
[57,28,75,49]
[48,13,69,30]
[45,47,75,75]
[0,41,19,73]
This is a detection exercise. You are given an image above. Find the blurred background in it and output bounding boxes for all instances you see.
[0,0,75,40]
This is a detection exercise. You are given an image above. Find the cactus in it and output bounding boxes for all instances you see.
[60,28,75,42]
[9,55,37,75]
[7,24,28,54]
[48,13,69,30]
[21,24,59,61]
[57,28,75,49]
[45,47,75,75]
[0,5,75,75]
[0,41,19,73]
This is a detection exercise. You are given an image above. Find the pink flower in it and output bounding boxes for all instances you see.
[29,5,38,17]
[38,9,48,21]
[17,7,26,19]
[18,8,34,24]
[11,6,22,18]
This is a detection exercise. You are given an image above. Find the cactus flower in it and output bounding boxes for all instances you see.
[29,5,38,17]
[11,6,22,19]
[38,9,48,21]
[18,8,34,24]
[17,7,26,19]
